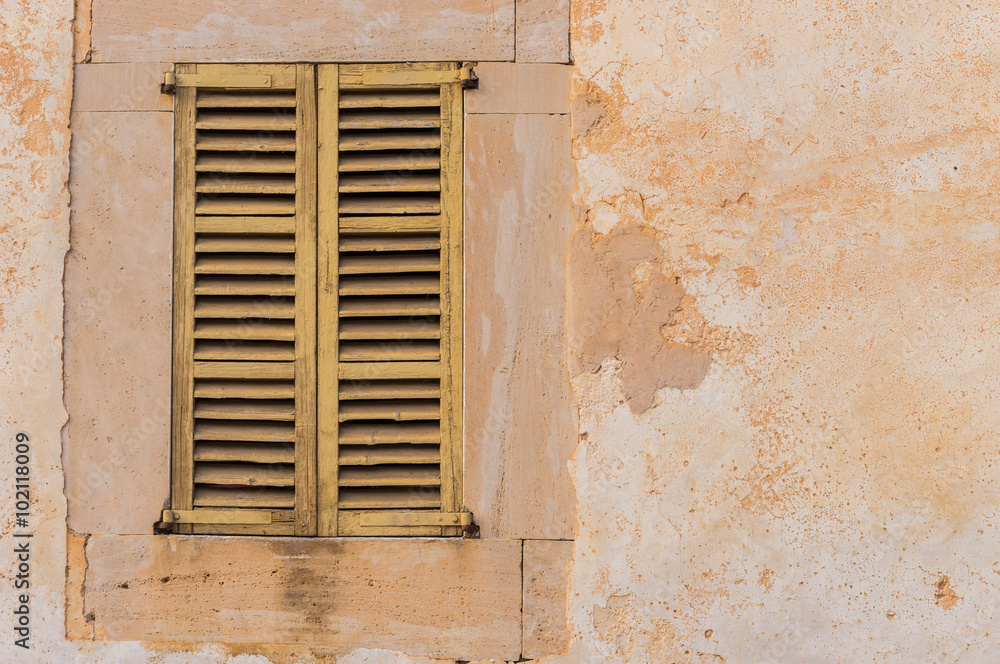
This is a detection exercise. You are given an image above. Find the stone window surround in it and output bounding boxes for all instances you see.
[64,54,577,662]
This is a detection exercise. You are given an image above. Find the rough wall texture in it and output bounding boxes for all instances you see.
[0,0,74,661]
[567,0,1000,661]
[8,0,1000,661]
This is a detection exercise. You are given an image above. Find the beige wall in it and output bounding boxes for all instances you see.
[567,0,1000,661]
[6,0,1000,661]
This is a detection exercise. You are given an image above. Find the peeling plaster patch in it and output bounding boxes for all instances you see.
[771,212,800,254]
[569,222,712,414]
[73,0,92,62]
[571,80,607,141]
[758,567,774,592]
[590,594,694,662]
[935,576,960,610]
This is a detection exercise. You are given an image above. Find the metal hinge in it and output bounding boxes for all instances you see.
[458,63,479,89]
[160,509,272,525]
[161,72,273,94]
[359,512,473,528]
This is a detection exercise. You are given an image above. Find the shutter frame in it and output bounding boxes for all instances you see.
[171,62,465,537]
[171,63,198,536]
[170,63,317,536]
[317,62,465,537]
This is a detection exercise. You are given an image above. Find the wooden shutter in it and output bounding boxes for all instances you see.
[171,64,317,535]
[317,63,464,536]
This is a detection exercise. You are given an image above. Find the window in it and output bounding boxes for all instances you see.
[164,63,470,536]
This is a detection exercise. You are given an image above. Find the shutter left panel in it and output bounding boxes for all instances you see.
[171,64,316,535]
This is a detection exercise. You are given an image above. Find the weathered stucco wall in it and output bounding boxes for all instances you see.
[567,0,1000,660]
[7,0,1000,661]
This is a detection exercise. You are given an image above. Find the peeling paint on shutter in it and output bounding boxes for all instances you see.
[317,63,464,536]
[171,64,317,536]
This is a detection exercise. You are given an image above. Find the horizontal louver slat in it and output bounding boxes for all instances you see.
[196,175,296,195]
[339,90,440,108]
[339,318,440,340]
[339,253,439,274]
[196,153,297,174]
[338,421,441,445]
[339,109,441,130]
[339,445,440,465]
[195,255,295,275]
[339,132,440,151]
[339,274,439,295]
[338,465,440,486]
[338,400,440,422]
[193,297,294,319]
[338,196,440,215]
[194,380,295,400]
[196,216,296,234]
[339,215,440,234]
[196,111,296,131]
[339,235,440,252]
[339,379,440,400]
[195,463,295,486]
[194,320,295,341]
[194,399,296,421]
[197,133,296,152]
[338,298,440,317]
[194,340,295,361]
[338,152,440,172]
[197,91,296,108]
[194,442,296,464]
[339,341,440,362]
[194,486,294,508]
[339,173,440,193]
[193,360,294,380]
[194,275,295,296]
[337,487,440,509]
[195,197,295,216]
[194,420,295,442]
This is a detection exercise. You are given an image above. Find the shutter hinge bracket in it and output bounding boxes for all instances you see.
[161,71,273,94]
[359,511,474,528]
[459,63,479,89]
[160,509,273,525]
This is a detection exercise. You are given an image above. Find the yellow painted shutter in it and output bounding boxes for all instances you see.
[170,64,317,535]
[317,63,465,536]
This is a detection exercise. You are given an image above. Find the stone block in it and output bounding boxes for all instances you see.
[91,0,514,63]
[73,63,174,112]
[522,539,572,658]
[464,114,577,540]
[84,536,522,659]
[516,0,570,63]
[466,63,570,114]
[64,111,173,535]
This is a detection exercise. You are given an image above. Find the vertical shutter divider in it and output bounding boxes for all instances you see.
[294,63,319,536]
[170,63,198,536]
[438,71,464,537]
[317,64,341,537]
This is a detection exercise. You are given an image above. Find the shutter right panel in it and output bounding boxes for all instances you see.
[324,63,463,536]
